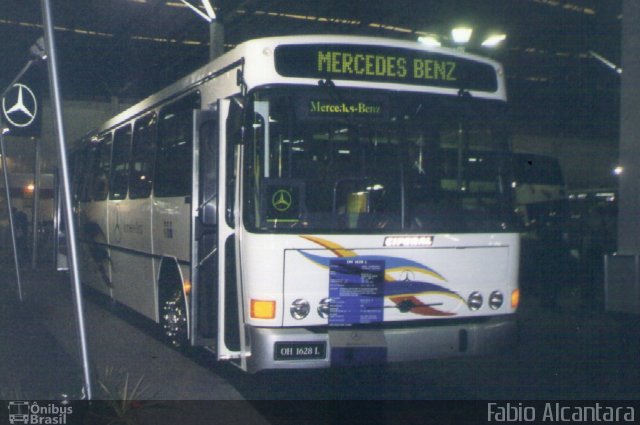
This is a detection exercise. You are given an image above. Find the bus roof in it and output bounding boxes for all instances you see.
[100,35,506,133]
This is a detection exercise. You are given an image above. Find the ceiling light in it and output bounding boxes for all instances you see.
[589,50,623,75]
[482,34,507,47]
[451,27,473,44]
[179,0,213,22]
[29,37,47,60]
[201,0,216,20]
[418,35,441,47]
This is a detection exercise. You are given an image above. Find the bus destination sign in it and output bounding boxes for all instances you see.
[274,44,498,92]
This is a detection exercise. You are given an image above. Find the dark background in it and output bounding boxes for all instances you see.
[0,0,622,142]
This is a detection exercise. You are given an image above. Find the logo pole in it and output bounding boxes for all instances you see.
[0,128,23,302]
[0,59,37,303]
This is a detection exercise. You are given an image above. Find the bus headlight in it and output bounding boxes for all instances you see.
[467,292,483,311]
[290,299,310,320]
[489,291,504,310]
[317,298,331,318]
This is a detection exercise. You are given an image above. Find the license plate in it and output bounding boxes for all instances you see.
[274,342,327,360]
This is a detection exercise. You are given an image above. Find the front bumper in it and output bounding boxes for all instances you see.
[245,315,517,373]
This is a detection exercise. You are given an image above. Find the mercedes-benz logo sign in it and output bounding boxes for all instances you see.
[2,83,38,128]
[271,189,293,212]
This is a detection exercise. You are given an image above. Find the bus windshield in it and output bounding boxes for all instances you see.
[244,86,516,233]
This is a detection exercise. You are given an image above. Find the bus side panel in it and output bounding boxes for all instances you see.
[152,197,191,272]
[108,198,157,320]
[148,196,191,320]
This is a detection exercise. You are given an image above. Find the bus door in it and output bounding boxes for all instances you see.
[191,99,245,361]
[190,108,219,345]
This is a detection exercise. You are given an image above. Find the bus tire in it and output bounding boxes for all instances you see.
[161,287,188,349]
[159,263,189,349]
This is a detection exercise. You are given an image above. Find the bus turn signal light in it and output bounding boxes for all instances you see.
[511,289,520,310]
[251,299,276,319]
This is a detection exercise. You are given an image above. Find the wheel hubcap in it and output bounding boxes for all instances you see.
[162,292,187,347]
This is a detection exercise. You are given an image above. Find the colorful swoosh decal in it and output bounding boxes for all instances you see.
[300,235,446,281]
[299,236,464,316]
[389,296,456,317]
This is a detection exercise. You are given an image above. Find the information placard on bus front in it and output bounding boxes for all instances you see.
[329,258,385,326]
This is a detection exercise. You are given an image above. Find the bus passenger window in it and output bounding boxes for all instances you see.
[155,93,201,198]
[109,124,132,200]
[92,133,112,201]
[129,114,156,199]
[225,96,244,228]
[79,144,98,202]
[71,147,87,203]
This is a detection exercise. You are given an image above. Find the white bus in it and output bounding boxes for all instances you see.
[68,35,520,372]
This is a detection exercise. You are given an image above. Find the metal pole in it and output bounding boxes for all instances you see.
[31,138,41,269]
[0,131,23,301]
[40,0,93,399]
[209,20,224,60]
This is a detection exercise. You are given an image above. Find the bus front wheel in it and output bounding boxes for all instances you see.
[161,288,188,349]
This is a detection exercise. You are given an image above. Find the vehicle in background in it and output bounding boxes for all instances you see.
[512,153,571,303]
[567,189,617,309]
[512,152,566,227]
[567,188,617,258]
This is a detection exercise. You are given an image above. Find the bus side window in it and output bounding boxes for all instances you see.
[129,114,157,199]
[199,117,218,225]
[109,124,133,200]
[71,147,86,203]
[225,96,245,228]
[80,144,98,202]
[92,133,112,201]
[155,93,201,198]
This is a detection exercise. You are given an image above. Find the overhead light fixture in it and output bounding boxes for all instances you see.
[451,27,473,44]
[179,0,216,22]
[482,33,507,47]
[29,37,47,60]
[418,35,441,47]
[201,0,216,20]
[589,50,623,75]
